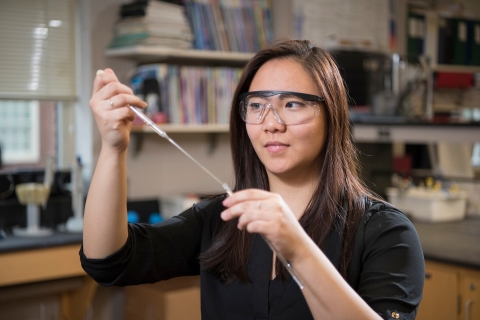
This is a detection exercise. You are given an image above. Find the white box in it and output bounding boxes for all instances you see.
[386,187,467,223]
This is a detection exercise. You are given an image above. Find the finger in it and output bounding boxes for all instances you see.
[104,68,119,82]
[95,82,135,101]
[103,93,146,111]
[237,210,273,229]
[95,106,136,129]
[93,69,118,95]
[221,199,263,221]
[222,189,272,208]
[108,106,136,123]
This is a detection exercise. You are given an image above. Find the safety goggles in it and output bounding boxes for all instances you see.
[239,91,325,125]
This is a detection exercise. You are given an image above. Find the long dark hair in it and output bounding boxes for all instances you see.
[199,39,376,283]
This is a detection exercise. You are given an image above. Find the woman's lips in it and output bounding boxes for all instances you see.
[265,141,289,153]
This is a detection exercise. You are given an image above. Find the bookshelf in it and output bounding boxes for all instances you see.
[105,46,252,138]
[435,64,480,74]
[106,46,247,154]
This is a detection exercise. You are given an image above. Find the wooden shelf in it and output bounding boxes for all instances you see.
[131,124,229,134]
[352,123,480,143]
[434,64,480,74]
[105,46,253,66]
[129,124,229,156]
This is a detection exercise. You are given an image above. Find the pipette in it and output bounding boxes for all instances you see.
[129,106,233,196]
[130,105,304,289]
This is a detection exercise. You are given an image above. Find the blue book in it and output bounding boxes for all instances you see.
[466,19,480,66]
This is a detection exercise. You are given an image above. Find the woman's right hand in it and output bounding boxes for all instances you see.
[90,69,147,153]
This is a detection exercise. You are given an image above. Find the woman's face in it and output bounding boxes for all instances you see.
[245,58,328,181]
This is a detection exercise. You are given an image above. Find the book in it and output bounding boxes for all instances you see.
[452,18,468,65]
[108,34,191,49]
[129,64,243,124]
[110,1,193,49]
[466,19,480,66]
[437,17,454,65]
[182,0,273,52]
[407,12,425,58]
[120,0,185,19]
[210,0,230,51]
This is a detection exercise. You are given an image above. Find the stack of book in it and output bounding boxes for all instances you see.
[130,64,243,124]
[183,0,274,52]
[108,0,193,49]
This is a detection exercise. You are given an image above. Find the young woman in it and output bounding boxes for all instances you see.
[81,39,424,319]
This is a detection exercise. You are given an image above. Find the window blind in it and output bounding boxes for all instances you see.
[0,0,77,100]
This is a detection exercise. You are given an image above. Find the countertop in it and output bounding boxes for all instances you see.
[0,231,82,253]
[351,116,480,127]
[413,217,480,269]
[0,218,479,270]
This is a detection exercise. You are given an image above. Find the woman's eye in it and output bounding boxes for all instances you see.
[249,103,263,111]
[285,101,305,109]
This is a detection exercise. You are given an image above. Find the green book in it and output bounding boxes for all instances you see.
[452,18,467,65]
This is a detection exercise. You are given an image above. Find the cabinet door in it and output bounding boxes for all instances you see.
[459,272,480,320]
[0,294,60,320]
[417,262,458,320]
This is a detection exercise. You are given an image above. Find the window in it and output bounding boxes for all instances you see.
[0,100,40,164]
[0,0,77,168]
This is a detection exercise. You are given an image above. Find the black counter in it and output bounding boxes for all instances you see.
[414,217,480,270]
[351,116,480,127]
[0,231,82,253]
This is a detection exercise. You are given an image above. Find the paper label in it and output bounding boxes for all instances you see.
[409,17,416,37]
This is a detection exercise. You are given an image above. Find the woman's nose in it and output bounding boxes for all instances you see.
[262,106,286,131]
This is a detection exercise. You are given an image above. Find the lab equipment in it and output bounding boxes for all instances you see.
[127,210,140,223]
[13,154,55,237]
[66,157,84,232]
[130,105,304,289]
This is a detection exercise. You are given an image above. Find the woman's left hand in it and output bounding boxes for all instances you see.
[221,189,309,262]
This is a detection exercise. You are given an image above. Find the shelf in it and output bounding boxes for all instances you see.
[105,46,254,66]
[131,124,229,134]
[352,123,480,143]
[434,64,480,74]
[129,124,229,156]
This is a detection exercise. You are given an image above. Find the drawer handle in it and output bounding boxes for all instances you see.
[465,299,473,320]
[425,272,432,279]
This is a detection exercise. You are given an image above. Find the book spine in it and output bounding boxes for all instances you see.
[452,18,468,65]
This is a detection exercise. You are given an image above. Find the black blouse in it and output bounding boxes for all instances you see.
[80,197,424,320]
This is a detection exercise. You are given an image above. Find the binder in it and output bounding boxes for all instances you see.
[437,17,455,65]
[466,19,480,66]
[452,18,467,65]
[407,13,425,58]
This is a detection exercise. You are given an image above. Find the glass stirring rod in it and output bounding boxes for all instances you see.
[129,105,304,290]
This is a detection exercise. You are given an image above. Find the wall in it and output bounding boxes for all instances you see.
[126,133,233,198]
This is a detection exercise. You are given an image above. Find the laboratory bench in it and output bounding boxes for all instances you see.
[414,217,480,269]
[412,217,480,320]
[0,231,95,320]
[0,216,479,319]
[0,231,201,320]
